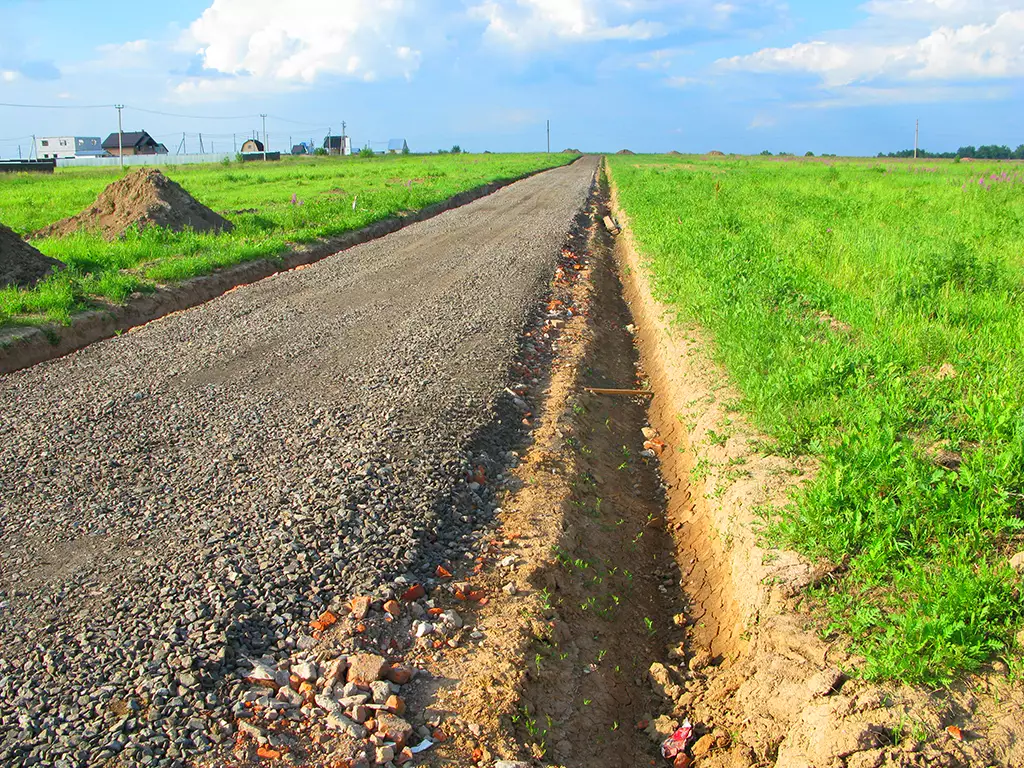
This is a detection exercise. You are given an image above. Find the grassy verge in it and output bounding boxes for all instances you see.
[608,154,1024,685]
[0,153,576,328]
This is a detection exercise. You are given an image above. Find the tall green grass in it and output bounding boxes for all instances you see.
[609,154,1024,685]
[0,153,576,329]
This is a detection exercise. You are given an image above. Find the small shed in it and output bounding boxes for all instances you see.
[324,136,352,156]
[291,144,307,155]
[387,139,409,154]
[241,139,265,153]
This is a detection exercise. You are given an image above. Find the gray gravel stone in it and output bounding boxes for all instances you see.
[0,157,598,765]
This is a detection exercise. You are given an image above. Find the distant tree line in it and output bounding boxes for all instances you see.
[879,145,1024,160]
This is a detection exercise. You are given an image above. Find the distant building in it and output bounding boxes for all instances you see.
[387,139,409,154]
[101,131,165,157]
[324,135,352,156]
[241,139,265,153]
[35,136,107,159]
[291,143,308,155]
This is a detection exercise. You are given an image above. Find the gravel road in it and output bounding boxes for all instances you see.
[0,155,598,768]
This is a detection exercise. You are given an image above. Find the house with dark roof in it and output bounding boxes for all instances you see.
[387,139,409,154]
[240,139,264,153]
[101,130,165,157]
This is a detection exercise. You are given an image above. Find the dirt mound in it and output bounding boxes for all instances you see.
[616,149,635,155]
[562,148,582,154]
[667,151,684,156]
[35,168,233,241]
[0,222,65,289]
[707,150,725,156]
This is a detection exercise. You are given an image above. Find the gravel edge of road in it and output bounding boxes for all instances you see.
[0,160,577,376]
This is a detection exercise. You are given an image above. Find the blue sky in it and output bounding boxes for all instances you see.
[1,0,1022,158]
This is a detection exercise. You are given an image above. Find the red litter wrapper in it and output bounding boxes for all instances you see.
[661,720,694,759]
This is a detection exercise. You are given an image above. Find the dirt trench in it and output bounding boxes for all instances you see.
[410,170,690,768]
[415,164,1024,768]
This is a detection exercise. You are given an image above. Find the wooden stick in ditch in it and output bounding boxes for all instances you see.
[583,387,654,397]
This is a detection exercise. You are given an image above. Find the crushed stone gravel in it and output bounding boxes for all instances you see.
[0,156,598,768]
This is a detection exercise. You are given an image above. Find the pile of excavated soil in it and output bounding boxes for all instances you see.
[35,168,233,241]
[562,148,582,154]
[667,150,684,156]
[0,222,65,289]
[707,150,725,156]
[616,149,636,155]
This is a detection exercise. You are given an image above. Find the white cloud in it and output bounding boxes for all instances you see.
[98,39,150,55]
[635,47,692,71]
[720,10,1024,86]
[1,70,17,82]
[469,0,666,49]
[860,0,1024,24]
[665,75,696,87]
[748,113,776,128]
[791,83,1012,108]
[177,0,423,98]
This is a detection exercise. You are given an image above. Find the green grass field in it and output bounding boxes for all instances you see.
[0,153,576,329]
[609,154,1024,685]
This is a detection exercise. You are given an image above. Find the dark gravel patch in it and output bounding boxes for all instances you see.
[0,156,598,768]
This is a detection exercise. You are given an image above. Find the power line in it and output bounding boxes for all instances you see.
[124,105,260,120]
[0,101,109,109]
[2,101,331,130]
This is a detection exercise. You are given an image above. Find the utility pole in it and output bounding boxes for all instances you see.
[114,104,124,170]
[233,133,237,154]
[30,135,35,160]
[261,113,268,155]
[914,118,919,159]
[547,119,550,154]
[342,121,347,156]
[183,132,187,155]
[199,133,205,154]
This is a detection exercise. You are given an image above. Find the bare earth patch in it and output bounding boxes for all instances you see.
[0,222,65,289]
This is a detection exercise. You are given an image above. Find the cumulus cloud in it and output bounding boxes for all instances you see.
[1,70,17,82]
[720,10,1024,86]
[177,0,423,98]
[468,0,667,48]
[860,0,1024,24]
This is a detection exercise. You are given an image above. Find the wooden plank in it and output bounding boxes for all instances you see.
[583,387,654,397]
